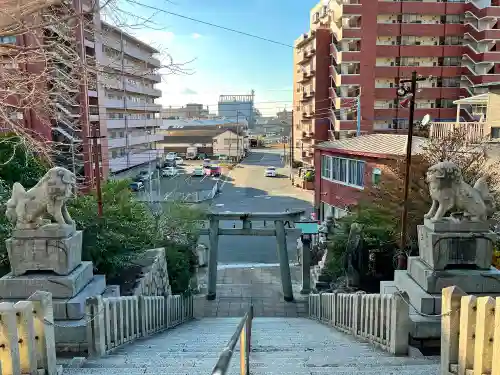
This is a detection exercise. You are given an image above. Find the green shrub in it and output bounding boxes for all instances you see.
[324,203,397,279]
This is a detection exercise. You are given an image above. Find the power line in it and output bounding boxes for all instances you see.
[127,0,295,48]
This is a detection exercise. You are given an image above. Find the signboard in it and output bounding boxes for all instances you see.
[294,221,319,234]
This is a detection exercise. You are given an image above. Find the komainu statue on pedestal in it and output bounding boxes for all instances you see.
[5,167,76,228]
[424,161,495,222]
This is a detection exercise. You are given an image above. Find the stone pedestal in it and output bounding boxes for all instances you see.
[382,218,500,341]
[1,223,109,353]
[6,224,82,276]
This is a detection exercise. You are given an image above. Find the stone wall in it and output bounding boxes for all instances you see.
[132,248,171,296]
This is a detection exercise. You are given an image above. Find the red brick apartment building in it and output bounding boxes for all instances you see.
[314,134,426,221]
[294,0,500,167]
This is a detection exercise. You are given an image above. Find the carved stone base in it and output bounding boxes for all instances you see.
[6,224,82,276]
[0,261,93,299]
[407,256,500,294]
[417,225,495,270]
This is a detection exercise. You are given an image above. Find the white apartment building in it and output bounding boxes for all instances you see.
[99,22,163,173]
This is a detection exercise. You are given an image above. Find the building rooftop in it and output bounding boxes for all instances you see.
[316,134,427,158]
[161,118,248,130]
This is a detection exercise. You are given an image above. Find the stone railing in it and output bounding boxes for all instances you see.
[0,291,58,375]
[86,294,193,356]
[309,292,409,355]
[441,286,500,375]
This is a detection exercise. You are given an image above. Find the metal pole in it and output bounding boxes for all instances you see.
[399,71,417,267]
[147,132,152,203]
[236,112,240,162]
[91,124,103,217]
[356,88,361,136]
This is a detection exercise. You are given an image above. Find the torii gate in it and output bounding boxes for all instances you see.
[200,210,307,302]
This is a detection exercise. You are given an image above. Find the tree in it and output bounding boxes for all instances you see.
[324,203,398,279]
[1,0,191,175]
[366,128,500,248]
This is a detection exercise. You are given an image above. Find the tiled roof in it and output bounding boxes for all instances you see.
[316,134,427,157]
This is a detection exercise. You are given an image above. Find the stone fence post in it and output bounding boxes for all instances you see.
[28,291,57,375]
[389,292,410,355]
[85,296,106,357]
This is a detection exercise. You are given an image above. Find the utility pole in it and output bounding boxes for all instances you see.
[356,88,361,136]
[397,70,427,269]
[236,111,240,162]
[87,124,105,217]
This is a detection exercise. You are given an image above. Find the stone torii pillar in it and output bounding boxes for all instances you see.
[204,210,305,302]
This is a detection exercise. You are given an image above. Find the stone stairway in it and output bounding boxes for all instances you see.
[63,318,440,375]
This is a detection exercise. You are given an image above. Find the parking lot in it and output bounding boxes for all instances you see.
[112,160,222,203]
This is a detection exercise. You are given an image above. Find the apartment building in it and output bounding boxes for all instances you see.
[161,104,209,119]
[292,2,332,167]
[99,22,163,174]
[328,0,500,133]
[0,0,102,183]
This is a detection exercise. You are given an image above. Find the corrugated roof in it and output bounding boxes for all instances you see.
[316,134,427,157]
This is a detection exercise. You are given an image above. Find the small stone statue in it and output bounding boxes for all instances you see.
[424,161,494,222]
[5,167,76,228]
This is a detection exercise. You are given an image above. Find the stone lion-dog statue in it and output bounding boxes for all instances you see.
[5,167,76,228]
[424,161,494,222]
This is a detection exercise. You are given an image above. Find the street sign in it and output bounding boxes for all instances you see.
[294,221,319,234]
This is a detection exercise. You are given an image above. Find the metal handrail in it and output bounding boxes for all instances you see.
[211,305,254,375]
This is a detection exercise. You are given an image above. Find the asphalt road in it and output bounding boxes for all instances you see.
[198,149,314,265]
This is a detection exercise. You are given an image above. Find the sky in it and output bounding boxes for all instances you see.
[112,0,319,116]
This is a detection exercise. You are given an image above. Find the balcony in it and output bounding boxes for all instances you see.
[109,149,163,173]
[374,66,463,78]
[102,38,161,67]
[464,24,500,41]
[295,31,316,48]
[108,133,164,149]
[429,121,487,143]
[103,79,162,97]
[105,98,162,112]
[465,3,500,18]
[106,118,161,129]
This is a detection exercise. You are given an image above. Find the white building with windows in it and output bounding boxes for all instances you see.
[99,22,163,173]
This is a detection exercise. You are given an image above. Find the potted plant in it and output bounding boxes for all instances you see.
[303,170,315,190]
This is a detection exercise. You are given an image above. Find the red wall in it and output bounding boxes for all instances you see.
[314,147,391,211]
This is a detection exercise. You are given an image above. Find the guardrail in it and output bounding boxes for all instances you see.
[0,291,57,375]
[309,292,409,355]
[86,294,193,356]
[441,286,500,375]
[211,305,253,375]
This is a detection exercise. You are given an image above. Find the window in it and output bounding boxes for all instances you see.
[0,36,16,44]
[321,155,365,188]
[372,168,382,185]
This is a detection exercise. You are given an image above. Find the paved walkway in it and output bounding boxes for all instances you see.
[197,264,308,317]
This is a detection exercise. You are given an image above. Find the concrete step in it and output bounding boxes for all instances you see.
[64,317,440,375]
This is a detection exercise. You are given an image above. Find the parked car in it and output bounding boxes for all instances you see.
[192,167,204,177]
[265,166,277,177]
[202,158,211,168]
[205,165,221,177]
[175,157,184,166]
[165,152,177,161]
[161,167,179,177]
[129,181,144,192]
[134,170,153,182]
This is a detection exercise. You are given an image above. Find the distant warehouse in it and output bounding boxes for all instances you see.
[157,118,249,159]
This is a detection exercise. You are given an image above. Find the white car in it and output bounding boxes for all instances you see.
[175,157,184,166]
[161,167,178,177]
[265,166,277,177]
[165,152,177,161]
